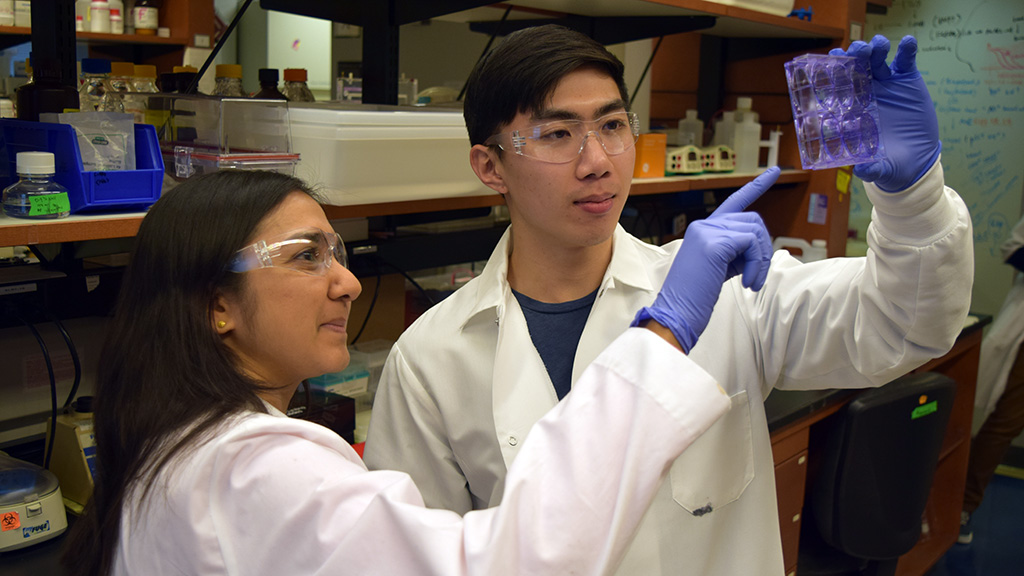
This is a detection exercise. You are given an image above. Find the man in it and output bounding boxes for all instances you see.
[962,213,1024,544]
[365,25,973,575]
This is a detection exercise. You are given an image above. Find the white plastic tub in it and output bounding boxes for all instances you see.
[288,106,491,206]
[703,0,795,17]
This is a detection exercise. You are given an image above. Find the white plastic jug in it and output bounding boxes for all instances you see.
[773,237,827,262]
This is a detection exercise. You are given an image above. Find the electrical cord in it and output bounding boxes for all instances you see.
[34,305,82,409]
[5,304,59,470]
[350,259,382,346]
[381,260,436,308]
[458,6,513,102]
[630,36,665,109]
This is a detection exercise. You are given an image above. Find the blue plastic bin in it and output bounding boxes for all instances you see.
[0,119,164,213]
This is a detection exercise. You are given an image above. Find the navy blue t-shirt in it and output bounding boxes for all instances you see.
[512,288,598,400]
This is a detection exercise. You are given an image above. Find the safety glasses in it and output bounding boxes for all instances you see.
[227,227,348,276]
[485,111,640,164]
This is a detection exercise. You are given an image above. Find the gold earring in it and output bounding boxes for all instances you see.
[217,320,227,329]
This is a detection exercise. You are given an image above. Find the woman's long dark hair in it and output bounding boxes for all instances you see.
[62,170,318,576]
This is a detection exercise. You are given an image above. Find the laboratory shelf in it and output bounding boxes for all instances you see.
[0,212,144,247]
[0,169,810,247]
[0,26,188,51]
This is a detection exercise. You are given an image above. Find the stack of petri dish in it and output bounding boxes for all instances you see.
[784,54,885,170]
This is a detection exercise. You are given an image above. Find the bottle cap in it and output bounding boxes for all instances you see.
[283,68,307,82]
[134,64,157,79]
[258,68,279,84]
[111,61,135,77]
[685,109,698,120]
[737,96,752,109]
[16,152,56,175]
[173,65,198,74]
[216,64,243,79]
[81,58,112,75]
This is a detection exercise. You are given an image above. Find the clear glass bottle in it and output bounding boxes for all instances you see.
[3,152,71,220]
[79,57,124,112]
[131,64,159,93]
[282,68,314,102]
[133,0,159,36]
[109,60,134,92]
[213,64,247,97]
[253,68,287,100]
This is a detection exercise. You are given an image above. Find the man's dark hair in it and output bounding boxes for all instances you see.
[463,24,629,146]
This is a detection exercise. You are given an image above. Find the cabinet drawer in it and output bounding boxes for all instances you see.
[775,449,809,572]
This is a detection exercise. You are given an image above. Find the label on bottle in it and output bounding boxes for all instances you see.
[133,6,158,29]
[28,193,71,216]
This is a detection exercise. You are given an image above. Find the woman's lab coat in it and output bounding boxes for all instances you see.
[975,216,1024,420]
[112,329,730,576]
[365,160,974,576]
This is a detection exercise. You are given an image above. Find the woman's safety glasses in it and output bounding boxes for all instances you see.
[227,228,348,276]
[485,111,640,164]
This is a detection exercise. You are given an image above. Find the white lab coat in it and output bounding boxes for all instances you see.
[112,329,730,576]
[365,159,973,575]
[975,216,1024,420]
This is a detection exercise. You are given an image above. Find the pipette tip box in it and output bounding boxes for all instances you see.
[784,54,886,170]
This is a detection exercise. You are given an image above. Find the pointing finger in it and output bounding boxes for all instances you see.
[713,167,781,216]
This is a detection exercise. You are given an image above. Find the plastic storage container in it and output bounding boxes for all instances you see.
[703,0,795,17]
[0,119,164,213]
[140,95,294,181]
[288,104,489,206]
[785,53,886,170]
[773,236,827,262]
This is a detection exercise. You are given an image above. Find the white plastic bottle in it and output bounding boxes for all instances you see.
[90,0,110,33]
[677,109,703,147]
[711,110,736,149]
[108,0,123,34]
[733,113,762,173]
[2,152,71,220]
[734,96,759,125]
[772,237,827,263]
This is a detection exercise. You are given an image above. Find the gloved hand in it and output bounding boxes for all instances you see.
[830,35,941,192]
[632,167,779,352]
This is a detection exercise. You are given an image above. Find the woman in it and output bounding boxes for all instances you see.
[62,170,733,575]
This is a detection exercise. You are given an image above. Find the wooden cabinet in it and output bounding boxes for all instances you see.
[772,427,810,575]
[767,321,987,576]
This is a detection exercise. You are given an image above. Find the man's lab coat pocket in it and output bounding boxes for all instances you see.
[669,390,754,516]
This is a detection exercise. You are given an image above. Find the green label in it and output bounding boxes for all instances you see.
[911,400,938,420]
[28,193,71,216]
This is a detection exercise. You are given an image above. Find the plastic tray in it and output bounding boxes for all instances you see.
[784,54,886,170]
[0,119,164,213]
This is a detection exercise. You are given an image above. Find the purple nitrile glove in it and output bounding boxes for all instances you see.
[831,35,941,192]
[631,167,779,352]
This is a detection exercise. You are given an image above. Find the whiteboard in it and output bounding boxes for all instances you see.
[847,0,1024,316]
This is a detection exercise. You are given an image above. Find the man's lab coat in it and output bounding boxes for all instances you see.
[976,215,1024,421]
[113,329,731,576]
[365,160,973,575]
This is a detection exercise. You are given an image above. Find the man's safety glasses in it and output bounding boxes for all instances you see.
[227,228,348,276]
[485,111,640,164]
